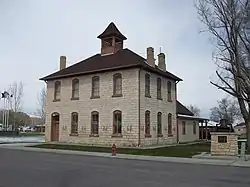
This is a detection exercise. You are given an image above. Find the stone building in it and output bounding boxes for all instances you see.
[40,22,202,147]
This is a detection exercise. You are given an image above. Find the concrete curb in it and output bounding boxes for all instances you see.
[0,145,239,167]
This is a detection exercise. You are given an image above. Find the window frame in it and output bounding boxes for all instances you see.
[112,110,122,136]
[90,111,99,136]
[182,121,186,135]
[70,112,79,135]
[145,110,151,137]
[113,73,122,97]
[157,78,162,100]
[167,81,172,102]
[168,113,172,136]
[71,78,79,100]
[157,112,162,137]
[54,81,61,101]
[145,73,151,97]
[91,76,100,99]
[193,121,197,135]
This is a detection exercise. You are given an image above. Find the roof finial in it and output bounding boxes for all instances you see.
[160,47,162,53]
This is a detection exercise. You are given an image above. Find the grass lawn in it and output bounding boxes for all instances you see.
[29,142,210,158]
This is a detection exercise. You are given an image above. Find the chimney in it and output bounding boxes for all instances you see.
[146,47,155,67]
[60,56,66,70]
[158,53,166,71]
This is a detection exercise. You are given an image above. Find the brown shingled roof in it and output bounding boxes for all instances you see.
[40,48,182,81]
[176,101,194,116]
[97,22,127,40]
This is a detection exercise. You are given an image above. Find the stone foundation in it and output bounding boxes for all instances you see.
[210,132,238,156]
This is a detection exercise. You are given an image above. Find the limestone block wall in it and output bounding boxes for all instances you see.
[45,68,140,147]
[139,70,177,146]
[210,132,238,156]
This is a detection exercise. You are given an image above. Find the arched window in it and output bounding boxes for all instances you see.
[113,73,122,96]
[167,81,172,101]
[71,112,78,135]
[92,76,100,98]
[145,110,151,137]
[145,74,150,97]
[54,81,61,101]
[72,79,79,99]
[157,78,162,99]
[157,112,162,136]
[91,111,99,135]
[168,113,172,135]
[113,110,122,134]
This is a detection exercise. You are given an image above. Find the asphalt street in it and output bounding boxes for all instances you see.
[0,148,249,187]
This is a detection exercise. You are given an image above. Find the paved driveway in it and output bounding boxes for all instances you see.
[0,148,249,187]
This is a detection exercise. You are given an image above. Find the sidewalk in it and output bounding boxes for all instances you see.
[0,137,45,143]
[0,143,250,168]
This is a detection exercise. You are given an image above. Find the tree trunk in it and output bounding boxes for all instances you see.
[246,118,250,154]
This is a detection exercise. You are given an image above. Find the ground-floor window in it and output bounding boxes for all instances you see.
[193,121,196,134]
[182,121,186,135]
[168,113,172,135]
[145,110,151,137]
[91,111,99,135]
[113,110,122,135]
[71,112,78,135]
[157,112,162,136]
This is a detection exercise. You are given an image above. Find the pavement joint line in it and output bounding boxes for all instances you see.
[1,145,249,167]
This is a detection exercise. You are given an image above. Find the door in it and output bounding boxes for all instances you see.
[51,113,60,141]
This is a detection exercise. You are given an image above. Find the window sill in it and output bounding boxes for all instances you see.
[69,133,78,136]
[111,134,123,138]
[71,97,79,100]
[157,97,163,100]
[145,95,151,98]
[168,134,173,137]
[112,94,123,98]
[167,99,172,102]
[145,134,151,138]
[90,96,100,99]
[89,134,99,137]
[157,134,163,137]
[53,99,60,102]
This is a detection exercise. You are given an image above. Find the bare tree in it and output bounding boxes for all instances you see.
[187,104,201,116]
[210,97,242,123]
[196,0,250,150]
[8,81,23,130]
[36,87,46,124]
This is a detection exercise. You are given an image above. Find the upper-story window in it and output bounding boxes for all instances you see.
[72,79,79,99]
[167,81,172,101]
[157,78,162,100]
[54,81,61,101]
[113,73,122,96]
[92,76,100,98]
[145,73,150,97]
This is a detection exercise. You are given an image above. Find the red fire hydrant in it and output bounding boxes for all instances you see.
[111,143,116,156]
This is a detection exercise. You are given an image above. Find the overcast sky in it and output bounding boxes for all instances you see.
[0,0,227,117]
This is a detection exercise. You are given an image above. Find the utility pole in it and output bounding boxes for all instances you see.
[1,91,13,131]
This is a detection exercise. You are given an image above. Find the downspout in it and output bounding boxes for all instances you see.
[176,80,180,143]
[138,68,141,147]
